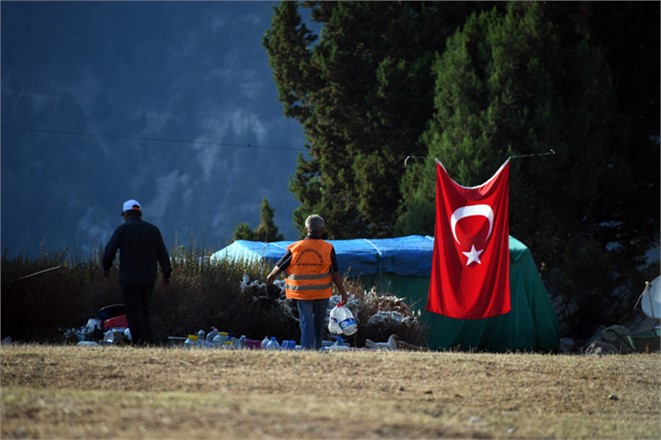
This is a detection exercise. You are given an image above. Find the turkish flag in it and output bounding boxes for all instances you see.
[426,160,511,319]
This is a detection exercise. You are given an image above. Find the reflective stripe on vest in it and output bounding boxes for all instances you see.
[285,281,334,291]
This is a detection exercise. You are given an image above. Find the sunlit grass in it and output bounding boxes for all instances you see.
[2,344,659,439]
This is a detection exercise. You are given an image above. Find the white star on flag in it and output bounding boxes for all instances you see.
[462,245,484,266]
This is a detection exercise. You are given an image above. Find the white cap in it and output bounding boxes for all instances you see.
[121,199,141,215]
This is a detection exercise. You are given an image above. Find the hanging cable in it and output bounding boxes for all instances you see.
[1,125,307,152]
[405,149,556,167]
[509,149,556,159]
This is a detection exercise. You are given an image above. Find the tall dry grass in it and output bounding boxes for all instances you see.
[1,245,427,347]
[1,245,296,343]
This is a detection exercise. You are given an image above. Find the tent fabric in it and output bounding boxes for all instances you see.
[211,235,435,277]
[211,235,559,352]
[401,237,559,351]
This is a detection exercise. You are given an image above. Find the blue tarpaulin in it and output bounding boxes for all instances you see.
[211,235,560,352]
[211,235,436,277]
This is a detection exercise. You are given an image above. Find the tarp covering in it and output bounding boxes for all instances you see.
[211,235,559,352]
[211,235,435,277]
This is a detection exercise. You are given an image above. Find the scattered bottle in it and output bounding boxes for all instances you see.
[104,329,115,344]
[206,327,219,343]
[197,329,206,348]
[261,336,270,349]
[184,334,198,349]
[329,336,350,351]
[212,332,229,348]
[265,336,281,350]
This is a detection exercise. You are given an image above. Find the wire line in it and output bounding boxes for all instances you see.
[1,125,307,152]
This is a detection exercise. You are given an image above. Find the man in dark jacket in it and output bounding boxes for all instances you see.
[102,199,171,345]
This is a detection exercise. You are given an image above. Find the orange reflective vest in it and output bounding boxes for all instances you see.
[283,239,334,300]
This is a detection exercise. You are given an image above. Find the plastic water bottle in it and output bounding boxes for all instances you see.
[329,336,350,351]
[261,336,270,349]
[197,329,206,349]
[206,327,219,343]
[104,329,115,344]
[229,336,240,349]
[328,307,342,334]
[336,306,358,336]
[184,334,198,349]
[265,336,281,350]
[237,335,247,349]
[77,341,99,346]
[212,332,229,348]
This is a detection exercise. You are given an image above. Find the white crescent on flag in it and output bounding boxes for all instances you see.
[450,204,494,245]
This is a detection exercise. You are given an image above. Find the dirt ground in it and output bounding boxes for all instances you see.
[1,344,660,439]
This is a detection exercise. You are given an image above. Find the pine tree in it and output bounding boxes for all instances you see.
[264,1,487,237]
[397,2,639,335]
[264,1,659,334]
[232,223,254,241]
[254,198,284,242]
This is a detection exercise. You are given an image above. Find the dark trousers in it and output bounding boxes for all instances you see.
[121,283,155,345]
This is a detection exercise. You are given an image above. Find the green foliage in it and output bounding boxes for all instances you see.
[232,198,284,242]
[232,223,254,241]
[396,2,658,333]
[253,198,284,242]
[264,1,489,238]
[264,1,659,336]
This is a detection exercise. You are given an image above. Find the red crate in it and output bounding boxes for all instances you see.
[103,314,128,330]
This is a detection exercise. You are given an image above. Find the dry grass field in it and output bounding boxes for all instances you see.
[1,344,660,439]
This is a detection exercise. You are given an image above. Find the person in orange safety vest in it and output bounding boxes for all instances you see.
[266,214,349,349]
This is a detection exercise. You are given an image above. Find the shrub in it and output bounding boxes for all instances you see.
[1,246,427,347]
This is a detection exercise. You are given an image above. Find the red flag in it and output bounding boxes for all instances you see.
[427,160,511,319]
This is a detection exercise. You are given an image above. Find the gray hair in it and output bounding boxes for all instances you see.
[305,214,325,232]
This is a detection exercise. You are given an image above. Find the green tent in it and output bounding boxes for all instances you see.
[212,235,559,352]
[346,237,559,352]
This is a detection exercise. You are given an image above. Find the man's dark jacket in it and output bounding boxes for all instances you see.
[102,218,171,286]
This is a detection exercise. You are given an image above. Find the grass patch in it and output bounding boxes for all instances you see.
[1,344,659,439]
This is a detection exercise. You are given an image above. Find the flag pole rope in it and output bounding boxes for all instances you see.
[404,149,556,167]
[509,149,556,159]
